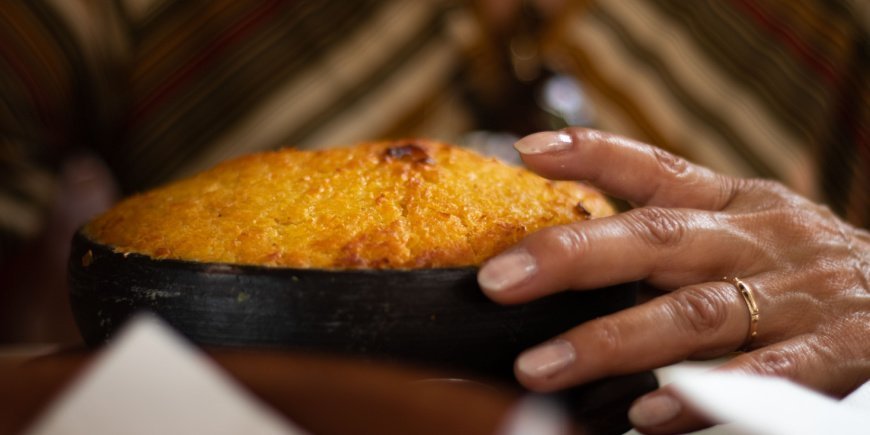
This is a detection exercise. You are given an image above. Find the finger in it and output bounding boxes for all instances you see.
[478,207,767,303]
[628,388,712,435]
[513,128,738,210]
[511,282,749,393]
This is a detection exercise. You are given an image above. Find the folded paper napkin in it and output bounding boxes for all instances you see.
[671,371,870,435]
[25,316,305,435]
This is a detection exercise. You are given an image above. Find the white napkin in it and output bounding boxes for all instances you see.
[25,316,305,435]
[672,372,870,435]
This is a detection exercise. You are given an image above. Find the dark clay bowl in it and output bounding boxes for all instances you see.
[69,231,637,378]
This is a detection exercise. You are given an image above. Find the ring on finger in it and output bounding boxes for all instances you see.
[723,276,760,350]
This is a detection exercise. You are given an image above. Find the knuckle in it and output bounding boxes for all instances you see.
[625,207,687,248]
[670,288,730,336]
[591,317,624,358]
[751,206,818,243]
[715,175,741,209]
[652,147,691,179]
[744,347,800,377]
[727,193,825,252]
[538,225,589,259]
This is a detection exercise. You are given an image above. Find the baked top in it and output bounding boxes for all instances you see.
[83,140,613,269]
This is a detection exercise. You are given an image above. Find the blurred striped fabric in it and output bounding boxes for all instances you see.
[0,0,866,258]
[547,0,867,224]
[0,0,480,256]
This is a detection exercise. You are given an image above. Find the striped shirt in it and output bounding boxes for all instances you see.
[0,0,866,260]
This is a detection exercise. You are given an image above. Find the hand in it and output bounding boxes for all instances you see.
[476,128,870,434]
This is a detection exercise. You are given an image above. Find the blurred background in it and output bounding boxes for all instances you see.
[1,0,866,343]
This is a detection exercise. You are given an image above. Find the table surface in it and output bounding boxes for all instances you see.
[0,345,659,435]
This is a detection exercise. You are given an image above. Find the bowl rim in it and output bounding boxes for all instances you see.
[72,229,480,277]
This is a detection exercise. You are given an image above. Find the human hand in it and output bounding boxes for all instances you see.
[476,128,870,434]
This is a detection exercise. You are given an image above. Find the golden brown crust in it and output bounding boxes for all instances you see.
[84,140,613,269]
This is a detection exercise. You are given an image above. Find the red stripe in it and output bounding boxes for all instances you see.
[728,0,842,86]
[130,0,283,125]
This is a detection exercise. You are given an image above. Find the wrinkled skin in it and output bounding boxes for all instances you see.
[477,128,870,434]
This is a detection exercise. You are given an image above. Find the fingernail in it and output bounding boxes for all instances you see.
[628,394,682,427]
[516,339,575,378]
[514,131,574,155]
[477,250,537,292]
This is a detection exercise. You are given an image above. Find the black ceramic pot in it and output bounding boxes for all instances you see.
[69,230,638,378]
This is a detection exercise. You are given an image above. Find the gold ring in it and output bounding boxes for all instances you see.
[724,277,759,350]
